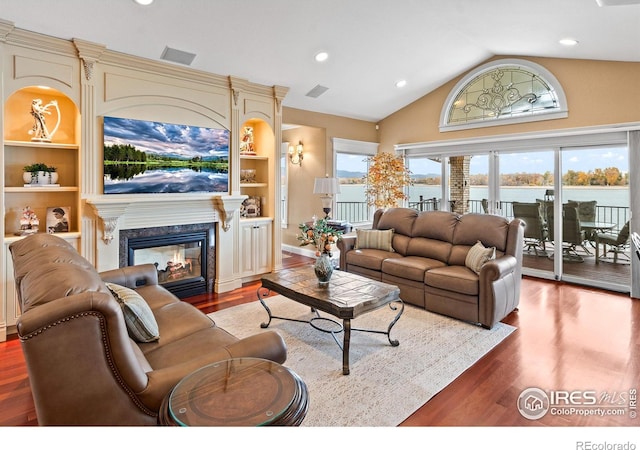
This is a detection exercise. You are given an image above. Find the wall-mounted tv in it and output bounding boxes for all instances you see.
[103,116,229,194]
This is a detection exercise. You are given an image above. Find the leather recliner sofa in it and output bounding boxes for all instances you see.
[337,208,525,329]
[10,233,287,425]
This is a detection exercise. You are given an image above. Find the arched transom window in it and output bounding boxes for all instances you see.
[440,59,568,131]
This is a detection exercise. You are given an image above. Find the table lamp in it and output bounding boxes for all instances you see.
[313,176,341,219]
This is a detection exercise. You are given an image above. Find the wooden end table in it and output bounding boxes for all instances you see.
[258,266,404,375]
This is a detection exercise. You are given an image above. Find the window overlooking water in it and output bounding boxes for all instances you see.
[407,157,442,211]
[560,145,629,283]
[397,131,632,292]
[334,138,378,224]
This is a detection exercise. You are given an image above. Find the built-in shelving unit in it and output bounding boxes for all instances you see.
[239,118,275,278]
[2,85,81,340]
[3,87,81,241]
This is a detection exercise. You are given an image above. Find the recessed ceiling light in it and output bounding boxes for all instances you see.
[395,79,407,88]
[314,52,329,62]
[134,0,154,5]
[559,38,579,46]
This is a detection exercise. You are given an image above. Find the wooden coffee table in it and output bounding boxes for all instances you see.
[258,266,403,375]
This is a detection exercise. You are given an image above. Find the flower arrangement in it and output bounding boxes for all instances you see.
[298,218,343,257]
[363,152,413,209]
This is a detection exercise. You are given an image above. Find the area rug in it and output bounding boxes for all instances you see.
[209,295,516,427]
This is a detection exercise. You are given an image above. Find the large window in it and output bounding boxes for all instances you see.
[398,130,633,293]
[333,138,378,225]
[406,157,443,211]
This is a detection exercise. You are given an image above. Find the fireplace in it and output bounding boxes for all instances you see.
[119,224,215,299]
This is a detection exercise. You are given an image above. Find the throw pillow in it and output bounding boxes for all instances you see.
[355,229,395,252]
[105,282,160,343]
[465,241,496,274]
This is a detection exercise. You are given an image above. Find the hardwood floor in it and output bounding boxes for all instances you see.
[1,251,638,427]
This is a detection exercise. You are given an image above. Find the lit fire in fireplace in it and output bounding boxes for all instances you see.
[158,249,194,283]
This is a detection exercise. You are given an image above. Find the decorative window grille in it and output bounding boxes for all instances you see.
[440,59,568,131]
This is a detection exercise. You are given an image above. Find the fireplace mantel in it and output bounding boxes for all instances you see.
[86,193,247,244]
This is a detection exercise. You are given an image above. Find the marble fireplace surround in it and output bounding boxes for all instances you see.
[85,193,247,293]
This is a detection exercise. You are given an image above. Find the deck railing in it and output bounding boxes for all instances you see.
[333,201,370,224]
[336,199,629,233]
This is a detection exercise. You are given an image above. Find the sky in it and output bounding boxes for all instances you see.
[103,116,229,159]
[338,147,628,176]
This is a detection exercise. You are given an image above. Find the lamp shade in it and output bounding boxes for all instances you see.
[313,177,341,195]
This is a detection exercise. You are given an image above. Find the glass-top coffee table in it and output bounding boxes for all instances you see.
[259,266,404,375]
[159,358,308,426]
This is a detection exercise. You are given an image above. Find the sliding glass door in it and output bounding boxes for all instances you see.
[560,145,630,289]
[498,150,555,277]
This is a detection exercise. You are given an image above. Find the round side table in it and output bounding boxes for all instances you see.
[159,358,308,426]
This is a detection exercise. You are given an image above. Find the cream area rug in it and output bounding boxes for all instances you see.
[209,295,516,427]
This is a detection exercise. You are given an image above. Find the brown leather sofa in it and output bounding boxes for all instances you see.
[10,233,287,425]
[337,208,525,329]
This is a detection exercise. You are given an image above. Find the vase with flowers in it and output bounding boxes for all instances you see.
[298,218,343,284]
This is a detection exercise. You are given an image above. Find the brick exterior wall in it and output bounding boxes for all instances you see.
[449,156,470,214]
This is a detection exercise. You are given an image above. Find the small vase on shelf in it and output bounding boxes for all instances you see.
[314,252,334,286]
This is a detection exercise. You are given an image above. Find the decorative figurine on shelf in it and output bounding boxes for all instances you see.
[16,206,40,236]
[240,126,255,155]
[29,98,61,142]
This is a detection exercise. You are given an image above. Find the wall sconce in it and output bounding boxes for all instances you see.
[288,141,304,166]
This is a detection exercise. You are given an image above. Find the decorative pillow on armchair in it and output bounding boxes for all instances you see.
[106,282,160,343]
[465,240,496,274]
[355,229,395,252]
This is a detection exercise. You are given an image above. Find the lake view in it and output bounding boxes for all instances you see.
[336,184,629,208]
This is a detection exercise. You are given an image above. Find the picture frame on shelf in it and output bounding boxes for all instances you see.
[46,206,70,233]
[240,169,257,183]
[240,126,256,155]
[240,197,261,218]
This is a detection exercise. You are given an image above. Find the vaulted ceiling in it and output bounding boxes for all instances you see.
[1,0,639,122]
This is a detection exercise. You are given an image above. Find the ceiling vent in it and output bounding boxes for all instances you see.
[160,46,196,65]
[306,85,329,98]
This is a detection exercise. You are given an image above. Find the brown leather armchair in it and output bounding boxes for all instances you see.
[10,233,287,425]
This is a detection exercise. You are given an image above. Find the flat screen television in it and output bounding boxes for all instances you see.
[103,116,229,194]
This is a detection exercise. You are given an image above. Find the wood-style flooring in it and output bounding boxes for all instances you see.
[1,252,638,426]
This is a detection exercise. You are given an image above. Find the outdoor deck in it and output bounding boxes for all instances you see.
[522,245,631,287]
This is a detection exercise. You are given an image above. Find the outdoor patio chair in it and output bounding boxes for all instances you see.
[567,200,598,246]
[596,221,630,264]
[513,201,548,256]
[546,205,586,262]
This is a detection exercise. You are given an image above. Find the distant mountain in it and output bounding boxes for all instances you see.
[337,169,365,179]
[411,173,441,180]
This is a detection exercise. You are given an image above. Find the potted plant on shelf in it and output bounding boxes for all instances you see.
[23,163,58,185]
[363,152,413,209]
